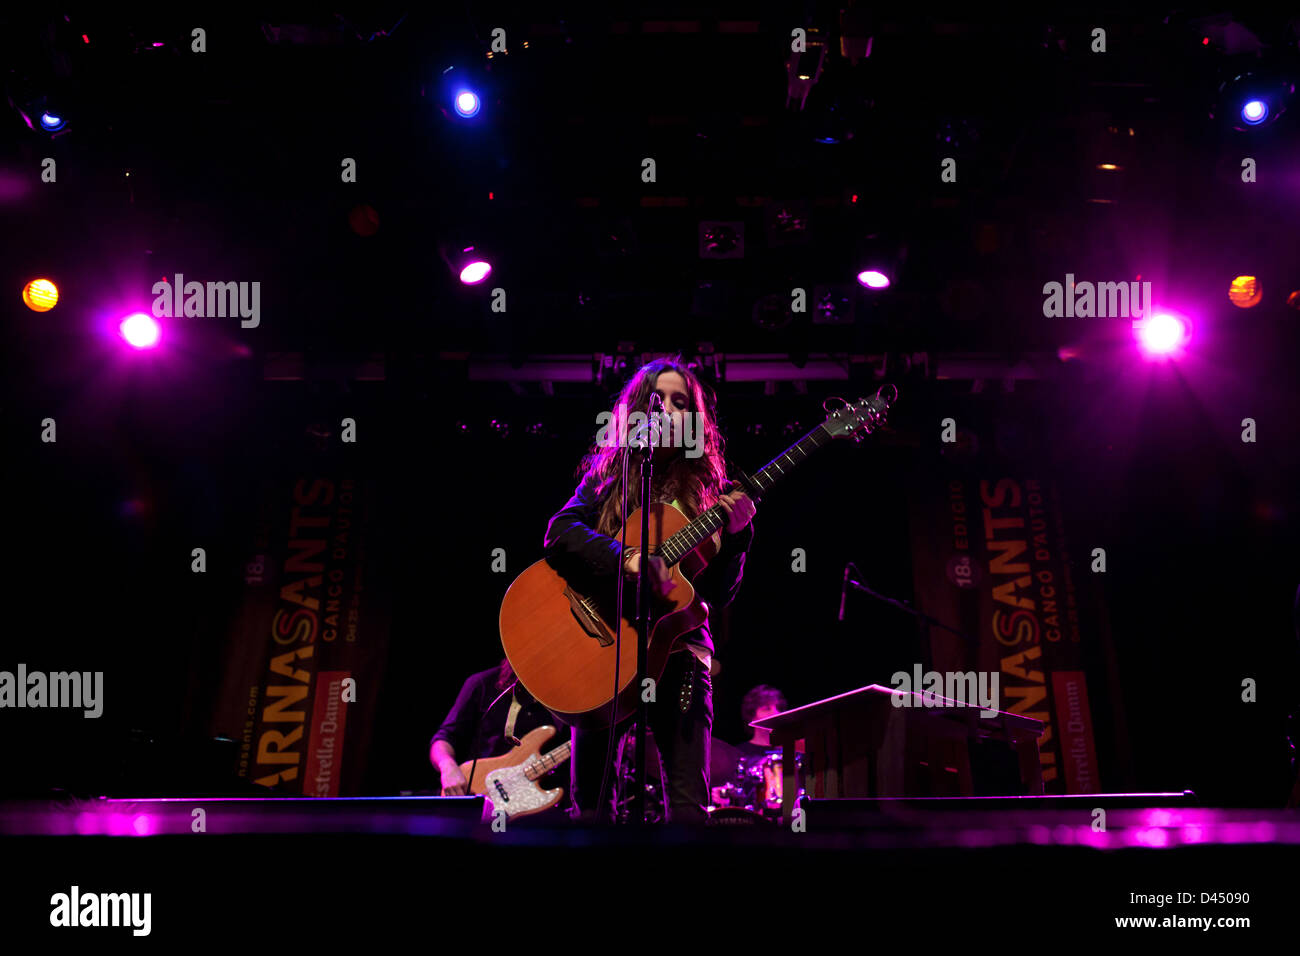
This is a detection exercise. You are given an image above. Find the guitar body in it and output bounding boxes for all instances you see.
[459,726,569,819]
[500,502,719,730]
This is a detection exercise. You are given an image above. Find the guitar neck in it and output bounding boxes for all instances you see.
[525,741,572,781]
[656,423,833,567]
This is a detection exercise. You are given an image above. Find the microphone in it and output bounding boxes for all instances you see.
[838,563,850,621]
[629,392,665,453]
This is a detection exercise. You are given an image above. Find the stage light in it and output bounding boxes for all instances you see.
[1135,314,1189,357]
[453,89,480,118]
[1214,70,1293,131]
[855,234,901,292]
[8,84,72,136]
[119,313,161,349]
[1241,99,1268,125]
[459,260,491,284]
[439,237,497,286]
[785,29,828,110]
[22,278,58,311]
[1228,275,1262,308]
[700,221,744,258]
[811,284,854,325]
[439,64,488,122]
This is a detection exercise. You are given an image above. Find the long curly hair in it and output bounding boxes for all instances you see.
[577,356,729,536]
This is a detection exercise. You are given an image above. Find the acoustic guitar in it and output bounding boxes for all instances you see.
[499,386,897,730]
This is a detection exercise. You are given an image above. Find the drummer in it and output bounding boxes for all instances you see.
[736,684,787,764]
[710,684,787,806]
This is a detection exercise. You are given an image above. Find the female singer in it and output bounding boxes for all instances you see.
[543,356,756,821]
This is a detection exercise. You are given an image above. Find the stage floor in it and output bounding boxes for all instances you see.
[5,796,1293,940]
[3,794,1299,847]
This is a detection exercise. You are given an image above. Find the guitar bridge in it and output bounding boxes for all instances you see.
[563,586,615,646]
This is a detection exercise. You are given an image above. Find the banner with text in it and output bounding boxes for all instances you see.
[209,464,388,796]
[909,468,1104,793]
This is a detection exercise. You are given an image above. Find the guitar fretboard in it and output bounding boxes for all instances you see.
[525,742,572,781]
[656,424,833,565]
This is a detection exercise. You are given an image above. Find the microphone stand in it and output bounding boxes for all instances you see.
[630,394,662,826]
[843,563,979,673]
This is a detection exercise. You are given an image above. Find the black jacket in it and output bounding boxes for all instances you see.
[431,667,559,761]
[541,471,754,655]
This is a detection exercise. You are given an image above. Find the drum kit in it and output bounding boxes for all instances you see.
[707,738,802,822]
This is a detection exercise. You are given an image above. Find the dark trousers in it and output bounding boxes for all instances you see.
[569,648,712,822]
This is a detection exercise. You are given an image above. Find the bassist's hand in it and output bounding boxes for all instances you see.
[439,764,469,796]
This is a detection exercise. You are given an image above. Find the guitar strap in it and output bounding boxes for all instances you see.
[503,683,523,747]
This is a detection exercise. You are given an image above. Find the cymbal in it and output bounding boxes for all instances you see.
[708,737,740,781]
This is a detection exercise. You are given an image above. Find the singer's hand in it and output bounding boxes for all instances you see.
[718,483,756,534]
[625,552,675,598]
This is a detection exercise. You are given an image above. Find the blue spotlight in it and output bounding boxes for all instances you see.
[453,89,481,118]
[1241,99,1268,125]
[40,111,66,132]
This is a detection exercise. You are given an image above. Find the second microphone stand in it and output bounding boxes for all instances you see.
[844,562,980,674]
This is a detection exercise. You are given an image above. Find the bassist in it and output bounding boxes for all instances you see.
[429,658,565,803]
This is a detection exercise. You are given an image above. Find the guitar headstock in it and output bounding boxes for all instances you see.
[821,384,898,442]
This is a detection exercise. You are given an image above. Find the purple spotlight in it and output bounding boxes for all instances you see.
[1241,99,1268,125]
[459,260,492,284]
[120,312,161,348]
[857,270,891,289]
[1135,313,1188,357]
[454,90,481,118]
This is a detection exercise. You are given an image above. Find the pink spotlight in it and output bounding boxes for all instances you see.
[857,270,890,289]
[120,313,161,348]
[459,260,492,284]
[1134,313,1189,357]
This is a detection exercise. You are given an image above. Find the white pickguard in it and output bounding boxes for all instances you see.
[483,761,563,817]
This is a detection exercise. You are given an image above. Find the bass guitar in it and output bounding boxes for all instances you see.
[458,726,571,820]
